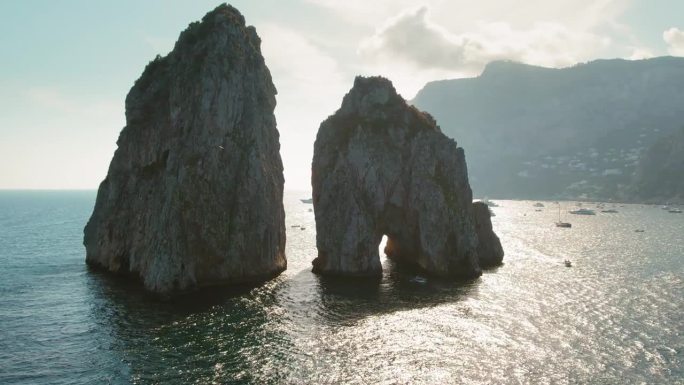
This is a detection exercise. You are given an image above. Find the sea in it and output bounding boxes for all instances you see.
[0,190,682,384]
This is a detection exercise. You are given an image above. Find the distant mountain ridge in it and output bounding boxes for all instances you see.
[412,56,684,202]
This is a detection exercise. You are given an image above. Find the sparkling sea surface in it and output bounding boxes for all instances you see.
[0,190,682,384]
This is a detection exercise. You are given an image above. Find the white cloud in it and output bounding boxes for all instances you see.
[359,6,610,75]
[663,27,684,56]
[304,0,638,98]
[259,24,350,189]
[628,47,655,60]
[260,24,346,94]
[306,0,629,33]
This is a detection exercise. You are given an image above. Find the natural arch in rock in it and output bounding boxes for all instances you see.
[311,76,502,278]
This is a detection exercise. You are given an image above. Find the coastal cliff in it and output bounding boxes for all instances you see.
[412,57,684,201]
[630,126,684,204]
[84,4,286,294]
[311,76,503,278]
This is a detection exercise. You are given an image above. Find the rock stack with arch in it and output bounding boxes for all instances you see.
[311,76,503,278]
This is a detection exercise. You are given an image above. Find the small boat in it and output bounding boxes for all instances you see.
[662,205,670,210]
[601,209,618,213]
[535,209,542,212]
[569,208,596,215]
[533,202,545,207]
[634,229,645,233]
[669,208,682,213]
[290,225,300,228]
[300,198,313,204]
[564,260,572,267]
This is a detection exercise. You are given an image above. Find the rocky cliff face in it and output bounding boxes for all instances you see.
[312,76,502,278]
[412,57,684,201]
[472,202,504,268]
[84,4,286,294]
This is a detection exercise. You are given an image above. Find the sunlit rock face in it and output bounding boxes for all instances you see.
[311,76,502,278]
[84,4,286,295]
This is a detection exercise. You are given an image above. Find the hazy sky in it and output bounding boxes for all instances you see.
[1,0,683,190]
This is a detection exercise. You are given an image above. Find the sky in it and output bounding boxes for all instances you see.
[1,0,683,190]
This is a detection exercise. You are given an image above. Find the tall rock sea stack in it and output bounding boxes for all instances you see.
[84,4,286,294]
[311,76,503,278]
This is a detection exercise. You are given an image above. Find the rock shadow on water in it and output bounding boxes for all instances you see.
[83,267,295,384]
[86,265,278,311]
[310,257,482,325]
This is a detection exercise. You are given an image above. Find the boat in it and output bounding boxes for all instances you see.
[669,208,682,213]
[300,198,313,204]
[569,208,596,215]
[555,204,572,228]
[533,202,545,207]
[564,260,572,267]
[661,205,670,210]
[634,229,645,233]
[535,209,542,212]
[601,209,618,213]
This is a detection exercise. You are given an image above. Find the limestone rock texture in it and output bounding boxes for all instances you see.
[472,202,504,268]
[84,4,286,294]
[311,76,503,278]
